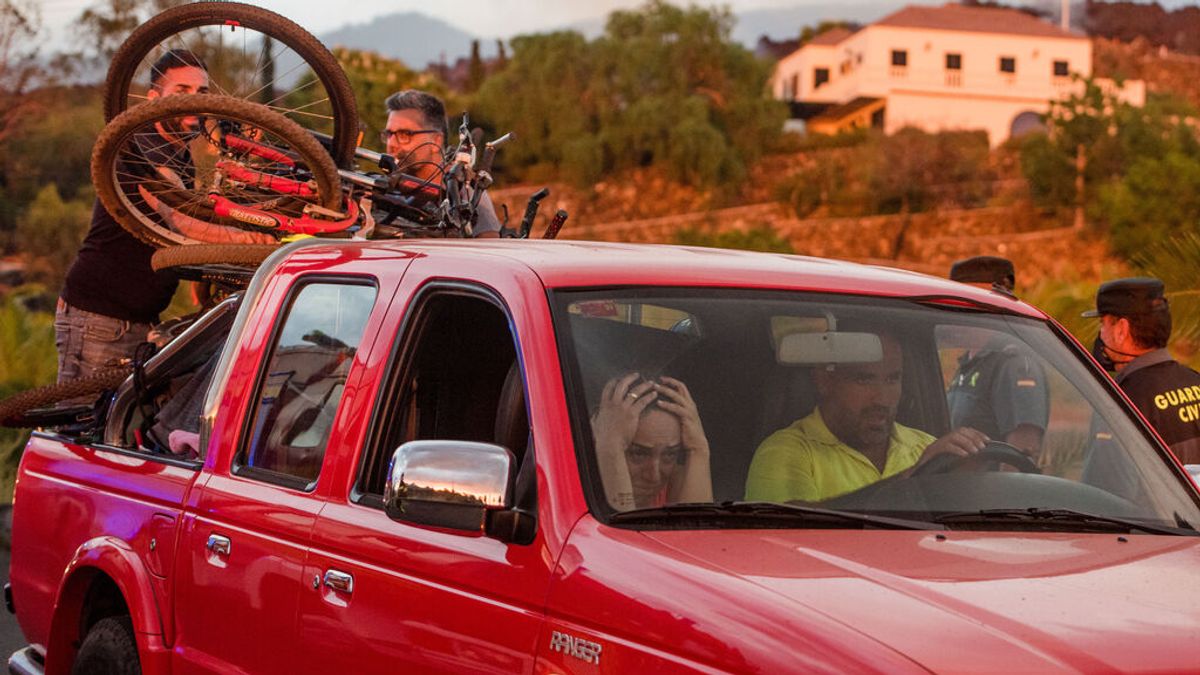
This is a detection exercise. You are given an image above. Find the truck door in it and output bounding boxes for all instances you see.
[173,279,380,673]
[296,283,553,673]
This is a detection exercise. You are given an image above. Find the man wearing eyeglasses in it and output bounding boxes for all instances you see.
[383,90,501,237]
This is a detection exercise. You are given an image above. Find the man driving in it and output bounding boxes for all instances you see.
[745,331,988,502]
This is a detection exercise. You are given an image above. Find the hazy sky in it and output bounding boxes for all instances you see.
[35,0,1189,51]
[37,0,808,46]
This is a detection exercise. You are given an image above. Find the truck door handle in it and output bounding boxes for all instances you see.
[206,534,231,556]
[323,569,354,593]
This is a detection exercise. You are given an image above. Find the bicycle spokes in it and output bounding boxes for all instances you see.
[95,94,346,246]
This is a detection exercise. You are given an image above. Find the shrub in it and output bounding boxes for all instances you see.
[673,223,792,252]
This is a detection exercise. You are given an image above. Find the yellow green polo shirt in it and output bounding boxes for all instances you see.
[745,408,934,503]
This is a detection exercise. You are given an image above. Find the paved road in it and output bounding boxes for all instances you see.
[0,548,28,660]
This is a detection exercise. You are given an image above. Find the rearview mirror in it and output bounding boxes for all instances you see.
[777,332,883,365]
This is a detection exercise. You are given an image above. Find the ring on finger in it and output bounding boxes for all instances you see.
[626,392,639,401]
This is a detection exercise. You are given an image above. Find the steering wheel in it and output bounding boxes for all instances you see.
[911,440,1041,476]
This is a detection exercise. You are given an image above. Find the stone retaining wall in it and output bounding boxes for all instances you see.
[559,201,1113,283]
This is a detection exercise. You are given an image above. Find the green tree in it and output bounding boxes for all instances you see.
[466,40,485,93]
[1131,232,1200,345]
[15,184,91,291]
[864,128,991,214]
[777,128,992,218]
[474,1,786,187]
[73,0,183,65]
[1100,151,1200,256]
[1019,77,1200,258]
[474,31,597,179]
[0,0,47,144]
[286,48,453,155]
[1019,77,1130,211]
[776,152,857,217]
[673,223,793,252]
[0,86,103,238]
[0,289,57,501]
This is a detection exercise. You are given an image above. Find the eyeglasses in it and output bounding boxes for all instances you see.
[380,128,441,145]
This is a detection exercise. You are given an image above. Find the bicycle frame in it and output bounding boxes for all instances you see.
[186,112,555,240]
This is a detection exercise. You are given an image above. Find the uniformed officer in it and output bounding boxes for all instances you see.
[1083,277,1200,464]
[947,256,1049,456]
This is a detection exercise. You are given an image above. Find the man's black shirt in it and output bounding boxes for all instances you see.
[62,131,193,324]
[62,200,179,324]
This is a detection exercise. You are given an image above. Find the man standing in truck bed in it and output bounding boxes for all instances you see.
[56,50,212,383]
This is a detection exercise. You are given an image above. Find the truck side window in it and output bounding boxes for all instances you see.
[358,290,524,499]
[236,281,376,489]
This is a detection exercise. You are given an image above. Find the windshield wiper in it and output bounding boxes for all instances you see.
[933,508,1199,536]
[609,501,941,530]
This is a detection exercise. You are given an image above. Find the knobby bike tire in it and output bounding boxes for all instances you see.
[0,367,132,428]
[93,94,343,248]
[103,1,359,167]
[151,244,277,271]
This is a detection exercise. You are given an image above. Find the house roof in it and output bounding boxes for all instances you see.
[875,4,1081,39]
[808,27,853,47]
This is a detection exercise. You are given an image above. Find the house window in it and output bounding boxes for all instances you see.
[790,74,798,99]
[999,56,1016,73]
[814,67,830,88]
[1053,60,1069,77]
[946,53,962,70]
[891,49,907,67]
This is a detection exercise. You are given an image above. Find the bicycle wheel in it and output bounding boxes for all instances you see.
[151,243,277,271]
[93,93,345,248]
[103,2,359,167]
[0,368,132,428]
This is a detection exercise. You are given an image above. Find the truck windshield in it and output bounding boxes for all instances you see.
[550,288,1200,533]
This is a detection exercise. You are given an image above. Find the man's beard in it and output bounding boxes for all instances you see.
[855,405,895,445]
[158,115,201,143]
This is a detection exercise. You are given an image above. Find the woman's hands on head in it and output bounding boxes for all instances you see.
[591,372,658,455]
[653,376,709,458]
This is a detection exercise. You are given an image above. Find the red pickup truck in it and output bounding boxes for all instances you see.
[8,239,1200,674]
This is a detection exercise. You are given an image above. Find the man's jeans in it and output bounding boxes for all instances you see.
[55,299,152,384]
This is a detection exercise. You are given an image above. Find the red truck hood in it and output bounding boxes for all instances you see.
[642,529,1200,671]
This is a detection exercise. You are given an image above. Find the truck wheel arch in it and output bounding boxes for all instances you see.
[46,537,163,675]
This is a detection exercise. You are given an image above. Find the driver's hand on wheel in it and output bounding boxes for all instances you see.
[915,426,989,468]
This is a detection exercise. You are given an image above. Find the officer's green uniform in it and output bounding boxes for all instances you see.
[947,337,1049,441]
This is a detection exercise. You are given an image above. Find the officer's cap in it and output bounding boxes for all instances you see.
[949,256,1015,289]
[1082,277,1168,317]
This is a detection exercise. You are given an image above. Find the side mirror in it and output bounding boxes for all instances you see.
[1185,464,1200,489]
[384,440,515,534]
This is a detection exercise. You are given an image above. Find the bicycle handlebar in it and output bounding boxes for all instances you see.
[519,188,550,239]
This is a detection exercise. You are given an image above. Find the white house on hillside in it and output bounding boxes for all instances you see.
[772,4,1145,145]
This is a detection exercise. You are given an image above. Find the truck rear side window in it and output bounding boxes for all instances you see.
[236,281,376,489]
